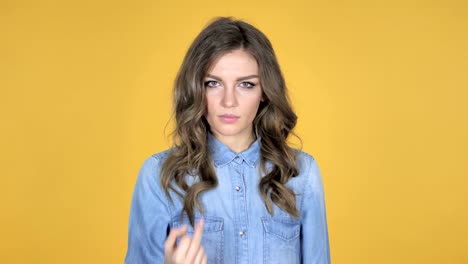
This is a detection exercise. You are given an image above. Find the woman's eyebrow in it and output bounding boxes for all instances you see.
[206,74,259,81]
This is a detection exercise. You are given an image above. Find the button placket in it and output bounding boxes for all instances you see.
[231,157,249,262]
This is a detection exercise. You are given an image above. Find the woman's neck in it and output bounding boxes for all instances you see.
[212,133,256,153]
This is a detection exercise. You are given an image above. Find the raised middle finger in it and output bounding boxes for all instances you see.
[185,219,205,262]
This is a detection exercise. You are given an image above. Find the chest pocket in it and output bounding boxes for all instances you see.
[262,217,301,264]
[170,215,224,264]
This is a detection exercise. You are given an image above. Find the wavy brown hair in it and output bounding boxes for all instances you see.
[161,17,300,226]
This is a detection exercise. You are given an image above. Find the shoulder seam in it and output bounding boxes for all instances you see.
[299,153,314,213]
[146,153,173,217]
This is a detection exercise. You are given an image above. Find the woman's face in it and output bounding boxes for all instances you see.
[204,49,263,147]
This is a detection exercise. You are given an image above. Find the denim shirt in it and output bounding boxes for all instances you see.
[125,134,330,263]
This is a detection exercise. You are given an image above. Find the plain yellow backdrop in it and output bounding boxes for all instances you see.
[1,0,467,263]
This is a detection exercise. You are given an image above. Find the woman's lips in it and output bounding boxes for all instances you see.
[218,114,239,123]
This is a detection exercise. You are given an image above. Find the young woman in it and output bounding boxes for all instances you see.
[125,17,330,264]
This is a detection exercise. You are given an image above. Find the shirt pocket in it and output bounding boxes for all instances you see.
[170,215,224,264]
[261,217,301,264]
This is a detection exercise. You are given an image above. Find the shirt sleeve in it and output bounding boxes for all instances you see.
[300,155,331,264]
[124,155,172,264]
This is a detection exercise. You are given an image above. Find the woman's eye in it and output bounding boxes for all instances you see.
[204,80,219,87]
[240,82,256,88]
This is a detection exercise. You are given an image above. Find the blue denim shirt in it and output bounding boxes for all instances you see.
[125,134,330,263]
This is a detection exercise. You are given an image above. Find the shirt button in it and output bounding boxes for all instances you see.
[234,156,242,163]
[239,230,245,237]
[235,186,241,192]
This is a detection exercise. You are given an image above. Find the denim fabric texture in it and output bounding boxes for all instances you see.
[125,134,330,263]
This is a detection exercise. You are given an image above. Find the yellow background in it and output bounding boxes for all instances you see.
[1,0,467,263]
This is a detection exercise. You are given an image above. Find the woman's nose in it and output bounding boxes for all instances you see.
[221,87,238,108]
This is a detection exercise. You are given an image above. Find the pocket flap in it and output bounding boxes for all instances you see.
[170,215,224,233]
[261,217,300,240]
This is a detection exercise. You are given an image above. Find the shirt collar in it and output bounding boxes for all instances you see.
[208,133,260,168]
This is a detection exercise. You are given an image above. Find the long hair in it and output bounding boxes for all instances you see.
[160,17,300,226]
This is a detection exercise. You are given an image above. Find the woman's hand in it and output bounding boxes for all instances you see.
[164,219,207,264]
